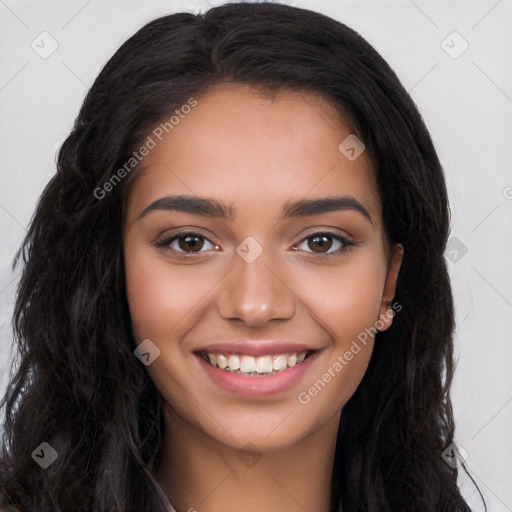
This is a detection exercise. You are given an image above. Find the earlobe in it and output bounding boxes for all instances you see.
[378,243,404,331]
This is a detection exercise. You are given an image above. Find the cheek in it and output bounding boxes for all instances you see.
[289,252,387,401]
[289,251,387,340]
[125,247,219,342]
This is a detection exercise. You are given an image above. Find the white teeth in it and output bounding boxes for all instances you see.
[272,355,287,371]
[217,354,228,369]
[205,351,310,374]
[256,356,273,374]
[228,355,240,371]
[240,355,257,373]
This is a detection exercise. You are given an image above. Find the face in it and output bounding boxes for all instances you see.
[123,84,402,452]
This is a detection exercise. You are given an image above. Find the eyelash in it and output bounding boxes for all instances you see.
[155,230,356,258]
[293,231,356,258]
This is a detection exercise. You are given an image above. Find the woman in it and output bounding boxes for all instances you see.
[0,2,479,511]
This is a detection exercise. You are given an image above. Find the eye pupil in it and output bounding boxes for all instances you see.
[308,235,332,253]
[179,235,203,252]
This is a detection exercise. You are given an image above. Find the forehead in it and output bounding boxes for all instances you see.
[125,84,382,224]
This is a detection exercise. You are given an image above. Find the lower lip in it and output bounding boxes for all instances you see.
[195,353,319,397]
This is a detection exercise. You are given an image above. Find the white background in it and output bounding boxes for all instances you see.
[1,1,511,510]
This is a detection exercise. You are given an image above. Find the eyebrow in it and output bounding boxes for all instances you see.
[281,196,373,224]
[137,194,373,224]
[137,195,235,220]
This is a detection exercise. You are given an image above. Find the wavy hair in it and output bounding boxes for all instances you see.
[1,3,477,511]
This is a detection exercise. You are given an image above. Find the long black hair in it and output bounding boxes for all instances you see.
[1,3,476,511]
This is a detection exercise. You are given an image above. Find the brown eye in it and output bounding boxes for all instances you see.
[308,235,333,253]
[156,232,217,254]
[293,232,354,256]
[178,235,205,252]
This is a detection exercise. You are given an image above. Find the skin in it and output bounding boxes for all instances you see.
[123,83,403,512]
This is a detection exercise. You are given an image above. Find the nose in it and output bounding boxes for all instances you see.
[217,252,296,328]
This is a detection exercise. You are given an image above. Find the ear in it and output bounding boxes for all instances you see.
[377,243,403,331]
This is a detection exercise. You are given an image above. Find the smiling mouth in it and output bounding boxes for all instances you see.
[198,351,313,376]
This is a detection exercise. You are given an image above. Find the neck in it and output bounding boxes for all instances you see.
[154,406,340,512]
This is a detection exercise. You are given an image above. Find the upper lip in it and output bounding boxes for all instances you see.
[194,341,320,357]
